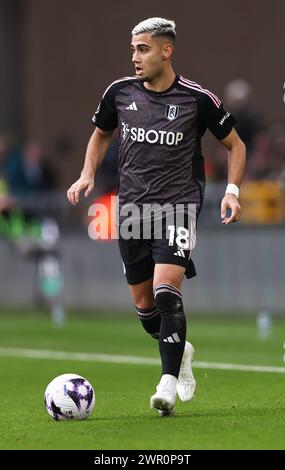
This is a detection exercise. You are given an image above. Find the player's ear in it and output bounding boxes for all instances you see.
[162,43,173,60]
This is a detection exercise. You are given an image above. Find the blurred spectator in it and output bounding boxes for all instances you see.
[1,135,64,321]
[207,78,285,188]
[0,135,14,213]
[245,123,285,183]
[245,131,271,180]
[8,141,56,197]
[224,78,262,152]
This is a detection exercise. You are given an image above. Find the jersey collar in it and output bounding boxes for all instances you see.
[138,74,179,95]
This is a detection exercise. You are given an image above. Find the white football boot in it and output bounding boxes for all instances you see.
[177,341,196,401]
[150,374,177,417]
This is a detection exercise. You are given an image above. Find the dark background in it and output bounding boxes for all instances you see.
[1,0,284,187]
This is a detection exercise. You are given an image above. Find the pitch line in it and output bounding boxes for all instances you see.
[0,347,285,374]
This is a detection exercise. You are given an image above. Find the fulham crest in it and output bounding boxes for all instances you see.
[166,104,179,121]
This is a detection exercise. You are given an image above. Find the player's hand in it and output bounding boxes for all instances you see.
[220,194,241,225]
[67,174,94,205]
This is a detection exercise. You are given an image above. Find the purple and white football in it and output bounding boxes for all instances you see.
[44,373,95,420]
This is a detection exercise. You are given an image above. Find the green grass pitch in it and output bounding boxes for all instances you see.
[0,312,284,450]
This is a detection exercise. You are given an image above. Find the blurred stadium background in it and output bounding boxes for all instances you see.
[0,0,285,450]
[0,0,284,316]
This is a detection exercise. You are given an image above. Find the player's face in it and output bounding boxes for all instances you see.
[131,33,169,82]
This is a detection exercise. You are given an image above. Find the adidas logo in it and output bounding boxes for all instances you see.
[174,249,185,258]
[126,102,138,111]
[163,332,181,343]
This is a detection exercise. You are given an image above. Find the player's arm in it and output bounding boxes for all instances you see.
[67,127,113,205]
[220,128,246,225]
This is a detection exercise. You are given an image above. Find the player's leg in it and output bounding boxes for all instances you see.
[153,263,186,377]
[118,235,162,340]
[149,211,197,415]
[128,277,161,340]
[149,264,186,415]
[150,263,196,414]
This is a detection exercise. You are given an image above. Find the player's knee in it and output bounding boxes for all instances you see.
[131,286,154,310]
[134,298,155,310]
[153,283,184,316]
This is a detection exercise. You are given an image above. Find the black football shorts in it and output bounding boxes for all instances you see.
[118,214,197,285]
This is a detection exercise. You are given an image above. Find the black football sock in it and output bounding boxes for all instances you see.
[135,306,161,340]
[154,283,186,378]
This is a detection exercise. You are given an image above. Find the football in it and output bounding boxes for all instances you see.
[44,373,95,420]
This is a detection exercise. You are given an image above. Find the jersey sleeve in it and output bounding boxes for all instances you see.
[91,84,118,131]
[197,93,236,140]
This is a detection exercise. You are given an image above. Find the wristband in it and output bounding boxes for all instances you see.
[225,183,239,198]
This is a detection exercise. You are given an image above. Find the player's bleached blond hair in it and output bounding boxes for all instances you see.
[131,17,176,43]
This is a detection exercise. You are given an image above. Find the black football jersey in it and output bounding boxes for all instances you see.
[92,75,236,213]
